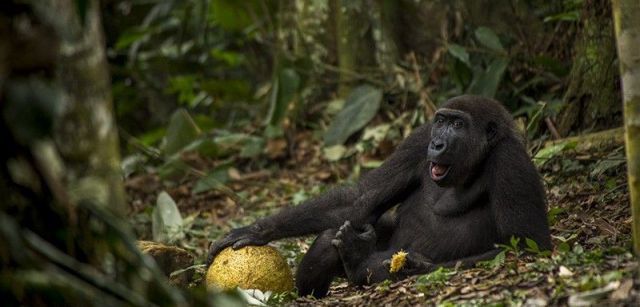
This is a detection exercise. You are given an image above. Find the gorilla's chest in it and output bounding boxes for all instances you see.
[390,184,497,261]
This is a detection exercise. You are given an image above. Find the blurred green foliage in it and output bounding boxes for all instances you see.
[103,0,608,169]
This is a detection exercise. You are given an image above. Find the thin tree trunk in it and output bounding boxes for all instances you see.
[612,0,640,254]
[47,0,126,215]
[331,0,376,96]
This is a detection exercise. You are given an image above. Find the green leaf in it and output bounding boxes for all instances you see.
[138,128,165,147]
[474,27,504,52]
[211,132,265,158]
[533,141,578,167]
[152,191,184,243]
[201,79,251,101]
[209,0,254,31]
[164,109,201,157]
[510,236,520,249]
[324,85,383,146]
[361,160,383,169]
[547,207,566,225]
[239,136,265,158]
[544,11,580,23]
[181,138,220,157]
[590,151,625,177]
[323,145,347,161]
[266,68,301,126]
[167,75,197,106]
[121,154,147,178]
[157,157,189,180]
[557,242,571,253]
[492,250,506,266]
[525,238,540,253]
[115,27,150,50]
[467,57,509,98]
[447,44,471,67]
[210,49,245,67]
[192,168,230,194]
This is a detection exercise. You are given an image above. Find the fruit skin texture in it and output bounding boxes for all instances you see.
[206,246,293,293]
[389,250,408,273]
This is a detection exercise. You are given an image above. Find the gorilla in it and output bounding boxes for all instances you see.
[207,95,551,298]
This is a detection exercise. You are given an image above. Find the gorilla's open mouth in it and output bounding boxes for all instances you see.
[430,162,450,181]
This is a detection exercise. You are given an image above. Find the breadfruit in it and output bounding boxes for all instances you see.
[206,246,293,293]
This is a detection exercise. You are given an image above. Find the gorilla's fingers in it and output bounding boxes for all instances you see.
[331,239,343,248]
[361,224,374,234]
[207,239,231,265]
[232,237,258,249]
[338,220,351,232]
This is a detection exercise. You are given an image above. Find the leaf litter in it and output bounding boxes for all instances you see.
[124,129,639,306]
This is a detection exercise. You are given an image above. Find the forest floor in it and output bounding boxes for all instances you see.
[125,130,639,306]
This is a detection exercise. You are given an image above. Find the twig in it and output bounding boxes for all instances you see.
[545,117,561,140]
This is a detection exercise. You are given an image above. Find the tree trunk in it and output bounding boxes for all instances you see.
[1,1,187,305]
[557,0,621,136]
[612,0,640,254]
[331,0,376,96]
[49,0,126,215]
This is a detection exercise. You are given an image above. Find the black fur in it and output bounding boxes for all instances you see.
[207,95,551,298]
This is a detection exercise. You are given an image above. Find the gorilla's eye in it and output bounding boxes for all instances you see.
[453,119,464,129]
[435,117,445,125]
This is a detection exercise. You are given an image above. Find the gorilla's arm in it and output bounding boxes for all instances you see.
[488,137,552,250]
[207,125,432,263]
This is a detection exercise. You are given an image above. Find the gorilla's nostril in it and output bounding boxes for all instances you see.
[430,140,446,152]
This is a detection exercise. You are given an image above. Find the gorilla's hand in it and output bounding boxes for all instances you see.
[401,253,435,275]
[206,224,269,265]
[384,252,435,277]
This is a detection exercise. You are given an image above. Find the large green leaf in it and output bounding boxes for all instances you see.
[324,85,382,146]
[467,58,509,98]
[163,108,201,157]
[474,27,504,52]
[115,27,151,50]
[533,141,578,167]
[447,44,471,67]
[266,68,301,126]
[209,0,254,31]
[192,167,230,194]
[201,79,251,101]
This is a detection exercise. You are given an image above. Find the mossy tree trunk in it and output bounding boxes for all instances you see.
[51,0,126,215]
[612,0,640,254]
[331,0,377,96]
[556,0,621,136]
[0,1,187,305]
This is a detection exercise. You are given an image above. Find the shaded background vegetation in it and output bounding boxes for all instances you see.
[104,0,620,155]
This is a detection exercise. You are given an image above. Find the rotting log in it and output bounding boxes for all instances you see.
[543,127,625,152]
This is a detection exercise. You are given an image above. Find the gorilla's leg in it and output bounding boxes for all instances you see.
[295,229,343,298]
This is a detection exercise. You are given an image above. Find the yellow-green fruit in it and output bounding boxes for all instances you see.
[206,246,294,293]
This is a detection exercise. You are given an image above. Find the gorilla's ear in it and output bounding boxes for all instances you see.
[486,121,498,142]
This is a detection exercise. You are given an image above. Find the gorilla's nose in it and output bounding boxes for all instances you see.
[429,138,447,155]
